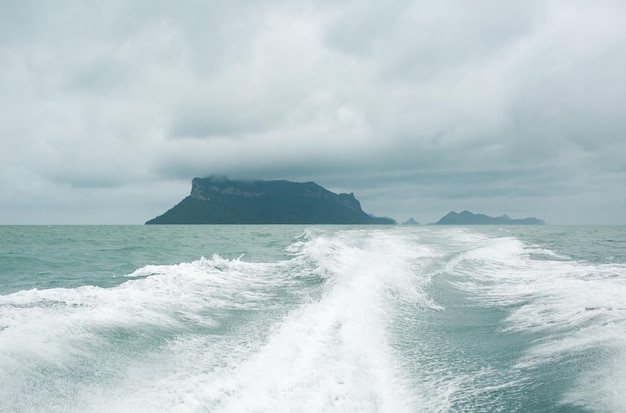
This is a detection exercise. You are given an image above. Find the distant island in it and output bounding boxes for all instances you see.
[434,210,545,225]
[146,176,397,225]
[402,218,420,225]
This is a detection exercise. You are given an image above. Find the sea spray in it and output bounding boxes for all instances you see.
[442,232,626,411]
[1,225,626,412]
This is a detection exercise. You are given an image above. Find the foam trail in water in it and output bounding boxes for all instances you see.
[0,229,447,412]
[0,254,305,412]
[443,233,626,411]
[175,229,444,412]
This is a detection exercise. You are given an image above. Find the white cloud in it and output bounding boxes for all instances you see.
[0,0,625,223]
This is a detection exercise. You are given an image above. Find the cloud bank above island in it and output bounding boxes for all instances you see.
[1,0,625,224]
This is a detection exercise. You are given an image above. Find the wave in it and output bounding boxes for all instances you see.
[1,227,625,412]
[440,232,626,411]
[0,229,444,412]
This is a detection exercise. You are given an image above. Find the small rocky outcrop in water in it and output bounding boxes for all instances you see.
[402,218,420,225]
[435,210,545,225]
[146,176,397,224]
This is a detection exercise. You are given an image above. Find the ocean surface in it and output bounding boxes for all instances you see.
[1,225,625,413]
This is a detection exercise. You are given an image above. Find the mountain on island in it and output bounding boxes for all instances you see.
[402,218,420,225]
[146,176,397,225]
[435,210,545,225]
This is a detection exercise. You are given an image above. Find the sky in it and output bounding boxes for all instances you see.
[1,0,625,225]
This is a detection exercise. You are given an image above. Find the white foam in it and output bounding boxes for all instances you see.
[17,228,620,411]
[184,229,444,412]
[443,233,626,409]
[562,347,626,413]
[0,254,300,411]
[0,229,451,412]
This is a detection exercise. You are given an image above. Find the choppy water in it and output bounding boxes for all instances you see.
[1,225,625,412]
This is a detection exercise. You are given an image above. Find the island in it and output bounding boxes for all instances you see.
[146,176,397,225]
[402,218,420,225]
[434,210,545,225]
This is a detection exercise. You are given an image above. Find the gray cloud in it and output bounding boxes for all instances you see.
[1,0,625,224]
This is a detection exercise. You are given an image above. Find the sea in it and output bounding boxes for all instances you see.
[1,225,625,413]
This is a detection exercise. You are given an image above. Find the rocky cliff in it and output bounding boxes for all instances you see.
[146,176,396,225]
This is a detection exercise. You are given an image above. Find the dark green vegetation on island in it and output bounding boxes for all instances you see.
[435,210,545,225]
[146,176,396,225]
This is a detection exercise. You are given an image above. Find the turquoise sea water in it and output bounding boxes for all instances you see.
[1,225,625,412]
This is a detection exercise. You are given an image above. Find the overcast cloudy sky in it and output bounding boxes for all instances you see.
[1,0,625,224]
